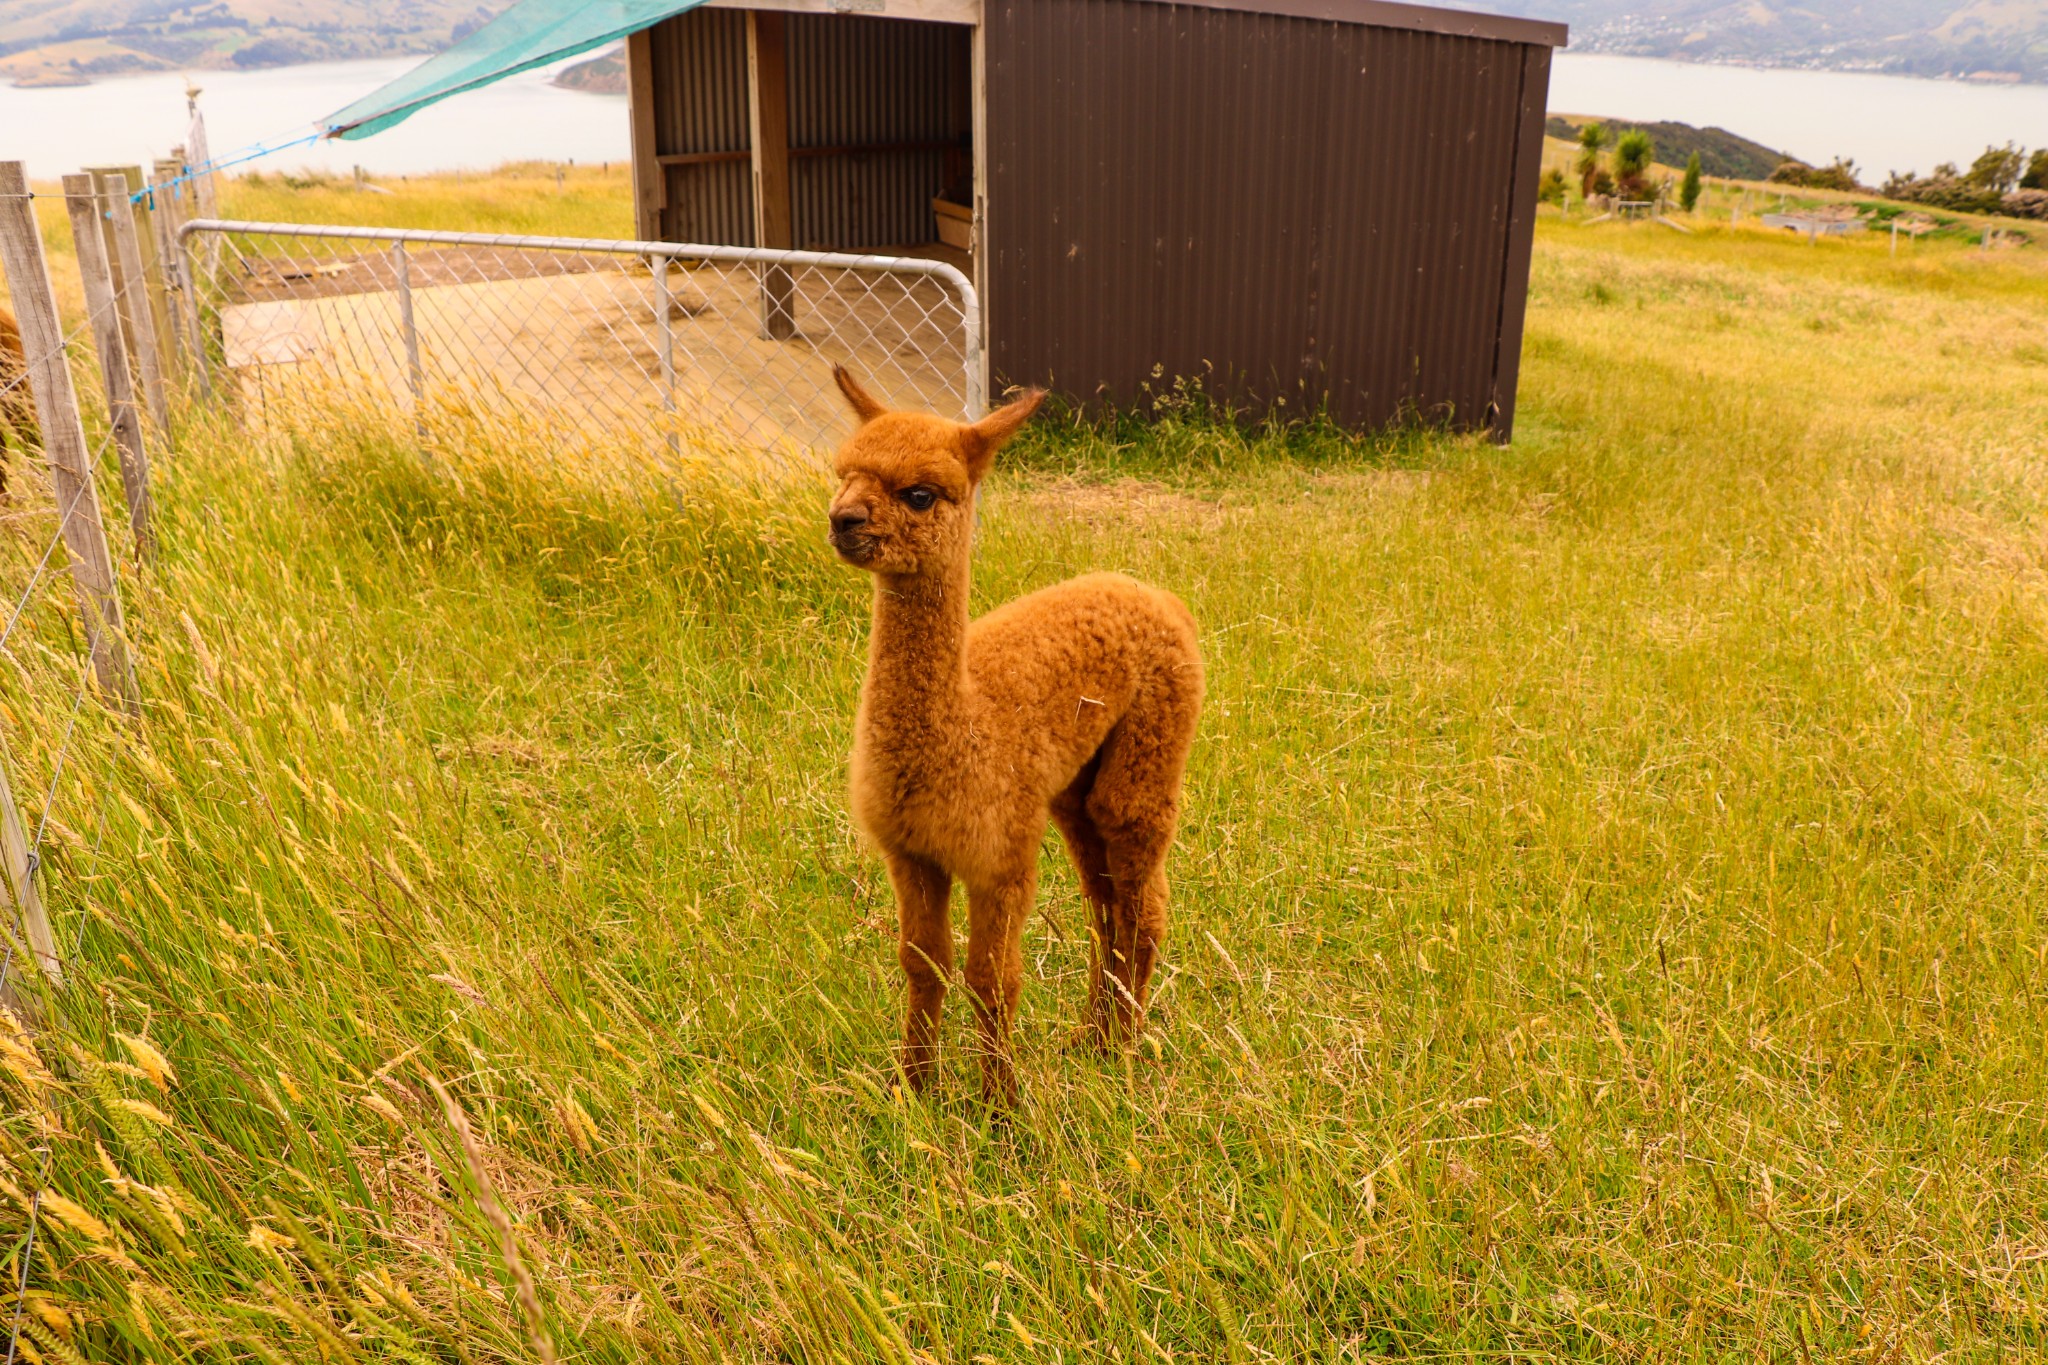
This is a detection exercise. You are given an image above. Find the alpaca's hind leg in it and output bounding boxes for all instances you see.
[1087,702,1197,1043]
[886,850,953,1092]
[1099,832,1173,1042]
[962,868,1035,1105]
[1051,763,1119,1047]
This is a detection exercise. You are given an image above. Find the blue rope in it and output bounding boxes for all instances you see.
[129,129,326,205]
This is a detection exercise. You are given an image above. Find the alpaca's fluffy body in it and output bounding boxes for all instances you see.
[0,306,34,487]
[828,368,1203,1101]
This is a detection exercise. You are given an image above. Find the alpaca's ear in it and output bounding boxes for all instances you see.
[833,365,889,426]
[960,387,1047,481]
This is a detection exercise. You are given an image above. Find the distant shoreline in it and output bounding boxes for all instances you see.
[5,45,2043,93]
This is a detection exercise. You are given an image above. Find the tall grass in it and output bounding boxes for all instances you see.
[0,196,2045,1362]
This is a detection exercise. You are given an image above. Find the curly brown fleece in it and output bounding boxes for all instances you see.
[827,367,1204,1103]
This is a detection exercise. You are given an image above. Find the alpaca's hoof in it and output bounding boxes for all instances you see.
[898,1053,938,1096]
[978,1061,1019,1109]
[1067,1022,1120,1056]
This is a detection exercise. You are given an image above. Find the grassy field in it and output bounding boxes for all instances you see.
[2,178,2047,1363]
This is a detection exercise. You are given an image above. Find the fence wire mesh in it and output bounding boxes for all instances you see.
[0,252,137,1001]
[178,221,983,474]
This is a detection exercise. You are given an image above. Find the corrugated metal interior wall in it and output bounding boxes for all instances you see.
[645,9,971,251]
[788,15,971,251]
[649,8,754,245]
[984,0,1547,432]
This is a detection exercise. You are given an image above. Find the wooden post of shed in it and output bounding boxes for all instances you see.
[747,9,796,340]
[626,29,664,241]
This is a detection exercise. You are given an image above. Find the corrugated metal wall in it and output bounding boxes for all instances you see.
[648,8,754,246]
[983,0,1552,435]
[788,15,971,250]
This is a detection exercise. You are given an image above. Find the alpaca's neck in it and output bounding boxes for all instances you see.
[864,558,971,727]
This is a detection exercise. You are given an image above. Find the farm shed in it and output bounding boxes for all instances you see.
[327,0,1566,437]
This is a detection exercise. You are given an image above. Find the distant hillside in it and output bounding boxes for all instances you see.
[0,0,510,86]
[553,47,624,96]
[1545,114,1786,180]
[1451,1,2048,83]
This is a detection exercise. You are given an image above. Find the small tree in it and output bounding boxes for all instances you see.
[1613,129,1656,200]
[1575,122,1607,198]
[1679,151,1703,212]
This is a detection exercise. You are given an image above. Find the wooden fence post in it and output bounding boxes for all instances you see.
[0,738,59,990]
[93,173,169,433]
[148,162,186,376]
[0,162,141,714]
[63,175,155,563]
[87,165,176,385]
[136,170,181,383]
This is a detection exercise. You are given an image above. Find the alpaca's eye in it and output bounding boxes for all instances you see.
[899,487,937,512]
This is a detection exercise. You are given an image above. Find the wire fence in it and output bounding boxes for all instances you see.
[177,221,984,474]
[1,163,165,1365]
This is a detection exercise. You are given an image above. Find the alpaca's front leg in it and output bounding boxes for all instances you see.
[886,850,953,1092]
[963,871,1035,1105]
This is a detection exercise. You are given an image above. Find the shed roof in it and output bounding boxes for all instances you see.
[322,0,1563,142]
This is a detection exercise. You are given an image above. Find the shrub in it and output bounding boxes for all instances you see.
[1680,151,1703,212]
[2001,188,2048,220]
[1770,158,1863,192]
[1538,166,1568,206]
[1884,146,2040,214]
[1882,162,2005,214]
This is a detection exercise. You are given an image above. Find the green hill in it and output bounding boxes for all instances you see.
[1547,114,1787,181]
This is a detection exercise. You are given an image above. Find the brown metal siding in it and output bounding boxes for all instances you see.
[649,7,755,246]
[787,15,971,250]
[984,0,1552,434]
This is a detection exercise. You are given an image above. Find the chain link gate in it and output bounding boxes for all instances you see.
[176,220,984,473]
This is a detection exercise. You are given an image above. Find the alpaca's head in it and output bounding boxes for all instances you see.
[826,366,1045,577]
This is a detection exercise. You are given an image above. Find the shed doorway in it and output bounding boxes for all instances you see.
[627,4,977,276]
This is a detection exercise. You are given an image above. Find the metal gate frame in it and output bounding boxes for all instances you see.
[176,218,986,448]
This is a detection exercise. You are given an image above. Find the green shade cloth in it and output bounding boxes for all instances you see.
[322,0,707,140]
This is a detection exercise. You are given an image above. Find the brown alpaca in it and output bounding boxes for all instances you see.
[0,305,35,492]
[827,367,1204,1102]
